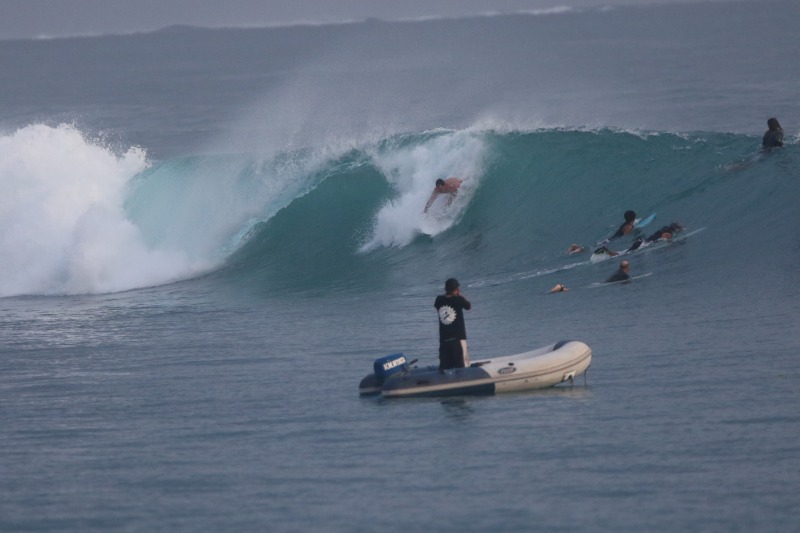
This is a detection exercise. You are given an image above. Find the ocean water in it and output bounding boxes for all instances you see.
[2,1,800,531]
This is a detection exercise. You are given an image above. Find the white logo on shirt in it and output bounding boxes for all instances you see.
[438,305,457,325]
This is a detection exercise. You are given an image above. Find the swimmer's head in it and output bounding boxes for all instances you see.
[767,117,781,130]
[624,210,636,222]
[435,179,446,187]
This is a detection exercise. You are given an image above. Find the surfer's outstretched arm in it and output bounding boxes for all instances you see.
[424,192,439,212]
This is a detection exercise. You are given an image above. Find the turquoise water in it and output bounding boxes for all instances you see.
[2,1,799,531]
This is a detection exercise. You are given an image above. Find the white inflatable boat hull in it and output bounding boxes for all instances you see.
[359,340,592,398]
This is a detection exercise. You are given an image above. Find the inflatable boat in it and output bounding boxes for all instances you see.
[358,340,592,398]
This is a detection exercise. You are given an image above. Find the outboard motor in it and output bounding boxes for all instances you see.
[359,353,410,396]
[373,353,409,383]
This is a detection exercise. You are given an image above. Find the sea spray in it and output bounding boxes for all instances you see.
[359,130,488,250]
[0,124,203,296]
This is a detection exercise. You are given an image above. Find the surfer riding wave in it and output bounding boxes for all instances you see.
[424,177,462,213]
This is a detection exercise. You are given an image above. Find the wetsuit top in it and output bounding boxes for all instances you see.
[434,294,471,342]
[626,238,644,252]
[605,268,631,283]
[610,221,634,240]
[762,129,784,148]
[646,226,673,242]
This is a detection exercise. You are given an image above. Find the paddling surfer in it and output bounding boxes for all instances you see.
[626,222,684,252]
[595,210,637,248]
[595,222,684,256]
[567,244,585,254]
[610,210,637,240]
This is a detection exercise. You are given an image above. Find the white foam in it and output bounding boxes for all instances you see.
[0,124,209,296]
[359,130,486,251]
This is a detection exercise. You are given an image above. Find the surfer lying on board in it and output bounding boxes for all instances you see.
[594,222,684,256]
[567,244,585,254]
[626,222,684,252]
[571,210,641,253]
[549,283,569,293]
[424,177,462,213]
[594,210,637,247]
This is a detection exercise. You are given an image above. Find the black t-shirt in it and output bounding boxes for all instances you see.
[434,294,471,342]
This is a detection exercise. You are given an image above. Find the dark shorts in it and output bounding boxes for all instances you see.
[439,339,466,370]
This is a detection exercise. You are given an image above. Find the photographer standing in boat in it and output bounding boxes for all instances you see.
[434,278,472,371]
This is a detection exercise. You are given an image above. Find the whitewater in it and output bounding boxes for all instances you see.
[1,1,799,531]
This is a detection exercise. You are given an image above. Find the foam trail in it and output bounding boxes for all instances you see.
[359,130,487,251]
[0,124,207,296]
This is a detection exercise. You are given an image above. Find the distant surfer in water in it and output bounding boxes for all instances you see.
[592,244,620,257]
[424,177,462,213]
[567,244,585,254]
[594,221,684,257]
[549,283,569,293]
[610,210,637,240]
[605,260,631,283]
[762,117,784,149]
[571,210,636,253]
[594,210,637,248]
[434,277,472,370]
[626,222,684,252]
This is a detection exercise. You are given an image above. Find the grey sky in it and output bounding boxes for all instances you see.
[1,0,694,39]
